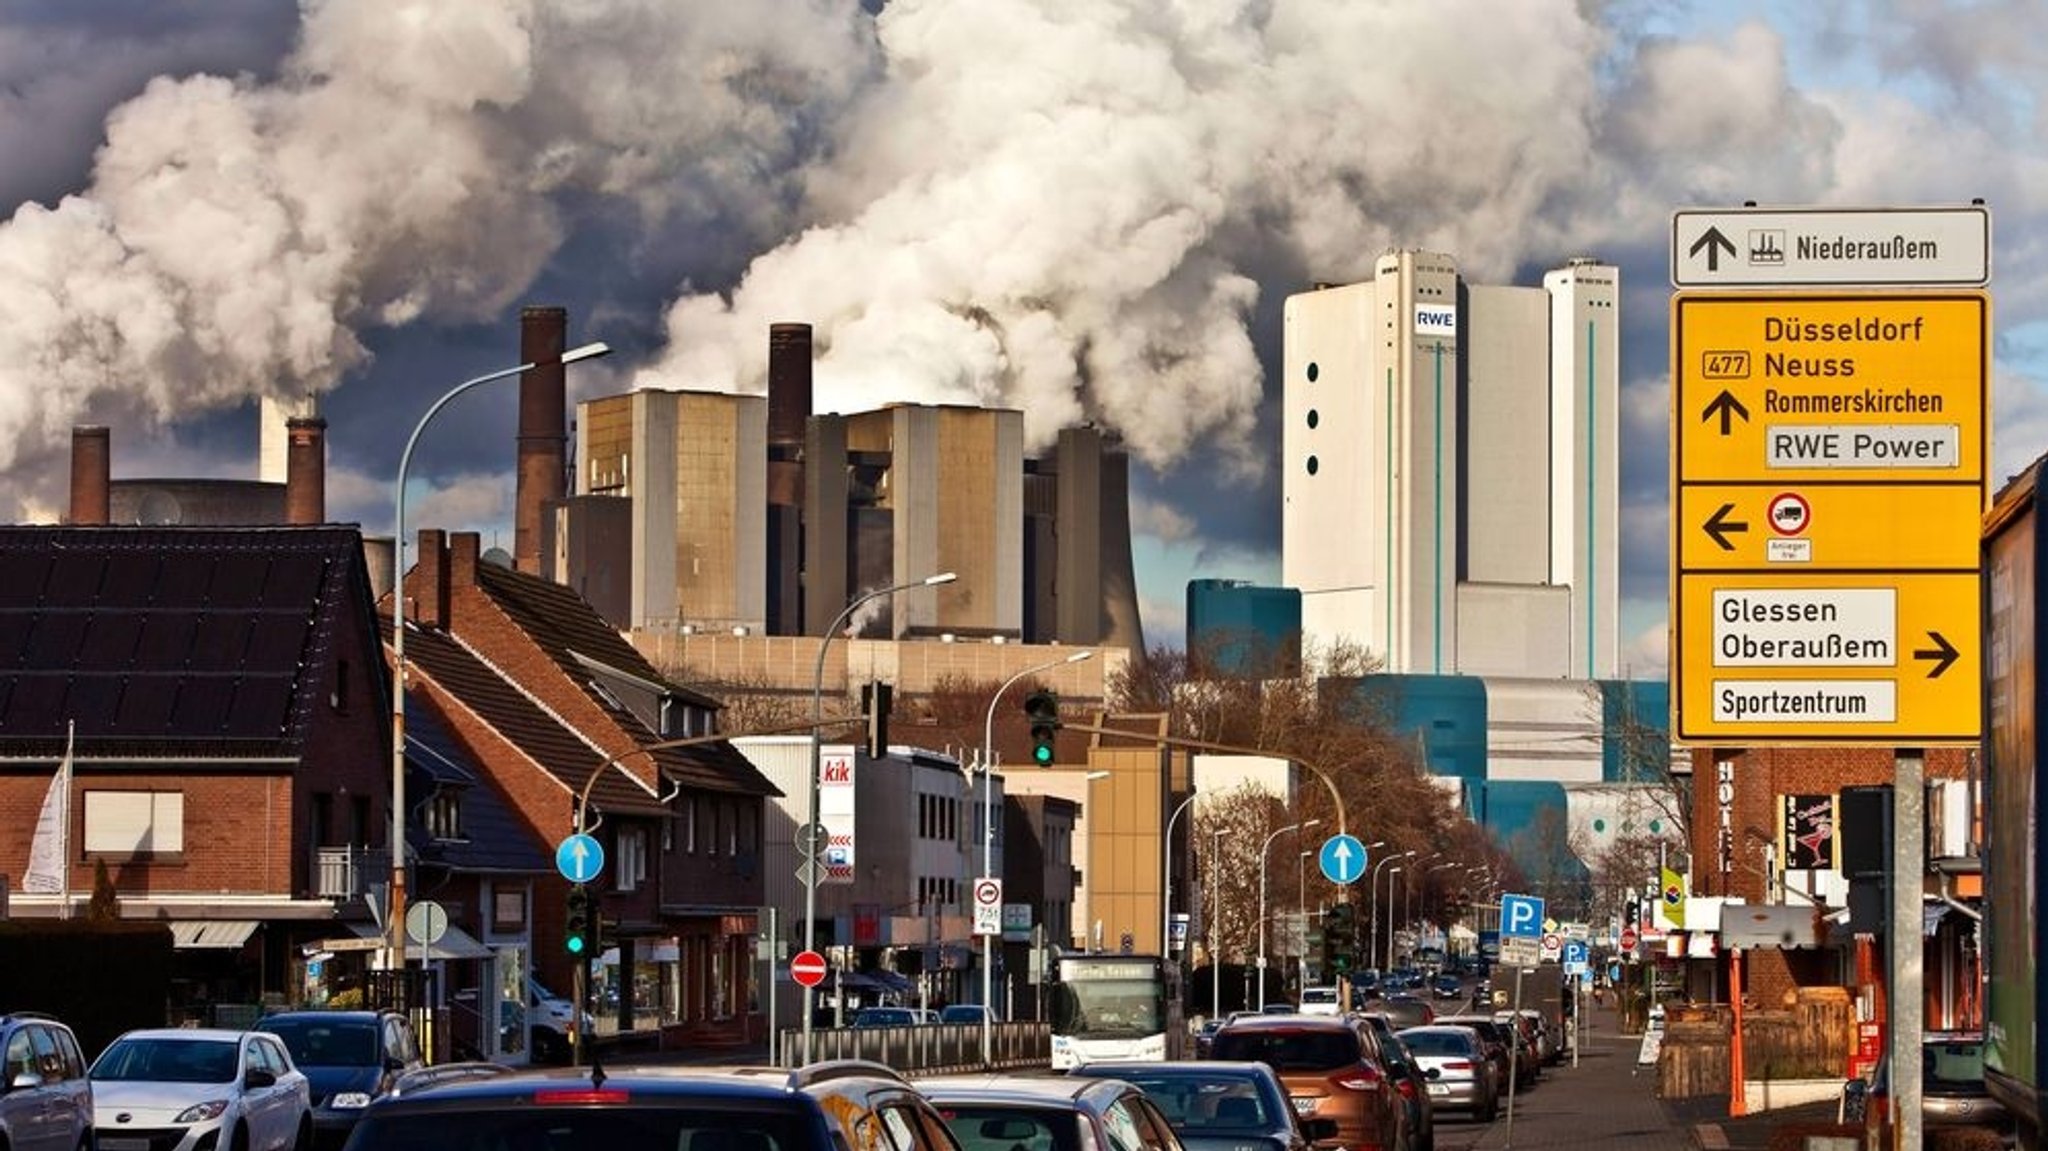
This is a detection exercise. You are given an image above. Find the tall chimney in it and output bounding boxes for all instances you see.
[768,322,813,449]
[283,416,327,525]
[515,306,568,576]
[69,425,110,525]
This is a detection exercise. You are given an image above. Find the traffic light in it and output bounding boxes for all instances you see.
[565,884,591,956]
[861,681,893,759]
[1324,901,1357,975]
[1024,690,1060,766]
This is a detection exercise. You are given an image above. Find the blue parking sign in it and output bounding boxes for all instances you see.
[1500,893,1544,938]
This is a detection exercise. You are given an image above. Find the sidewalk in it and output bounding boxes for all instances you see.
[1471,999,1688,1150]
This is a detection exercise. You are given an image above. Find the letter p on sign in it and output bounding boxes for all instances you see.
[1501,893,1544,938]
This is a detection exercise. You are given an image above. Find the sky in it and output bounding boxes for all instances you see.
[5,0,2048,672]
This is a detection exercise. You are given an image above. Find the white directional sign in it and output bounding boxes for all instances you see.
[1672,205,1990,288]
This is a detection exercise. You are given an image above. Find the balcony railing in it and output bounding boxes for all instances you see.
[315,845,389,900]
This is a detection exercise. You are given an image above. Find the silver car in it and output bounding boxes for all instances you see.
[0,1012,93,1151]
[1397,1024,1499,1122]
[91,1028,311,1151]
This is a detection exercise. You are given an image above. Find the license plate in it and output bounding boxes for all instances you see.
[1426,1084,1449,1097]
[1290,1097,1318,1114]
[101,1140,151,1151]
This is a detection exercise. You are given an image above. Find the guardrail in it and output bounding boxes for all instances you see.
[776,1021,1050,1073]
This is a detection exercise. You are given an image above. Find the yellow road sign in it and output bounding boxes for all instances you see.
[1677,483,1983,572]
[1670,290,1990,743]
[1673,293,1989,485]
[1672,572,1981,743]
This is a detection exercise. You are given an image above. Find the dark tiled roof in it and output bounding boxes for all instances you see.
[0,526,373,760]
[473,563,778,798]
[404,703,552,875]
[394,621,670,819]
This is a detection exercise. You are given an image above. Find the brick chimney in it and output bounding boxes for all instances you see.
[451,531,482,591]
[69,425,110,525]
[283,416,327,525]
[413,529,450,630]
[515,306,568,576]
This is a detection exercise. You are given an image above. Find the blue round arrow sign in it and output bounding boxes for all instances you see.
[1318,834,1367,885]
[556,833,604,884]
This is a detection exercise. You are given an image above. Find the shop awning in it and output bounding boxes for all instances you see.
[171,921,261,950]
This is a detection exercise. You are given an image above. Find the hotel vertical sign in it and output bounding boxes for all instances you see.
[1670,290,1989,743]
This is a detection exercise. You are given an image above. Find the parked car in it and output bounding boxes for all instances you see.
[91,1028,312,1151]
[1353,1013,1435,1151]
[0,1011,93,1151]
[1069,1060,1339,1151]
[523,978,592,1064]
[1194,1018,1227,1058]
[342,1059,959,1151]
[939,1005,998,1025]
[923,1074,1184,1151]
[1430,1016,1515,1095]
[850,1007,920,1029]
[1397,1025,1499,1122]
[1210,1013,1406,1151]
[1497,1009,1559,1066]
[1844,1029,2011,1140]
[1490,1012,1545,1082]
[258,1010,425,1149]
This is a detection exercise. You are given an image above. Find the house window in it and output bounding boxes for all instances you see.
[426,790,463,841]
[492,885,526,933]
[84,792,184,858]
[617,828,649,892]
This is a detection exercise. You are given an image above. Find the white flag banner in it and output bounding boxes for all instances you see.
[22,722,73,897]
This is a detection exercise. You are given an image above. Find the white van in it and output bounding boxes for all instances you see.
[1299,985,1341,1015]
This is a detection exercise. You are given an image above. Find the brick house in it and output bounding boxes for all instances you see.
[0,525,394,1022]
[393,529,779,1049]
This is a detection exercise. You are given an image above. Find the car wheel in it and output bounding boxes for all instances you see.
[78,1132,95,1151]
[229,1124,250,1151]
[292,1115,312,1151]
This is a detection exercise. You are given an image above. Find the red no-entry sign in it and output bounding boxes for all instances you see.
[791,949,827,988]
[1619,927,1640,951]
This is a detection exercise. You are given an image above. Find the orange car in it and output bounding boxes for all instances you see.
[1211,1014,1406,1151]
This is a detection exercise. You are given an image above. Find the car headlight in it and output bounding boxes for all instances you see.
[329,1093,373,1110]
[174,1100,231,1124]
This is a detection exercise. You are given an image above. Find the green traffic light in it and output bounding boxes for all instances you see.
[566,935,586,955]
[1032,744,1054,766]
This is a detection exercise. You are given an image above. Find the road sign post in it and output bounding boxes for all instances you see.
[791,949,827,989]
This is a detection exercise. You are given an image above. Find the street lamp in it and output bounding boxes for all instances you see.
[388,340,611,967]
[1256,819,1318,1009]
[1210,828,1226,1018]
[1162,791,1204,967]
[1371,849,1414,974]
[979,649,1093,1065]
[1297,849,1312,993]
[1419,861,1463,949]
[803,572,957,1062]
[1380,864,1408,972]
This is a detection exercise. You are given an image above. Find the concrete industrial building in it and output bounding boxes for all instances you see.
[1282,252,1620,680]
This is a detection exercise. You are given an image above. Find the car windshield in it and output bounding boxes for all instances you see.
[352,1106,810,1151]
[1926,1039,1986,1088]
[261,1018,379,1067]
[940,1007,985,1023]
[93,1037,240,1084]
[1093,1075,1273,1131]
[1301,988,1337,1005]
[1399,1030,1474,1057]
[936,1104,1081,1151]
[1213,1028,1360,1070]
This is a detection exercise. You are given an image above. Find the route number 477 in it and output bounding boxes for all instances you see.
[1702,350,1751,380]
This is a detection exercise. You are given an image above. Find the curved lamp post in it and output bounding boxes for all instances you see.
[1161,791,1204,969]
[1256,819,1318,1009]
[1371,849,1414,974]
[1210,828,1227,1017]
[388,340,611,967]
[979,649,1093,1065]
[802,572,956,1062]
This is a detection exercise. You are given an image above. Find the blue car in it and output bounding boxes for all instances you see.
[259,1010,423,1150]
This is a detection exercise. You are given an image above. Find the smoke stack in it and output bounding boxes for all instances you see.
[515,305,568,576]
[768,322,813,448]
[283,416,327,525]
[69,425,110,525]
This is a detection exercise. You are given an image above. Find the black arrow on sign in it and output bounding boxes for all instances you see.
[1915,632,1960,679]
[1703,503,1747,552]
[1689,225,1738,272]
[1701,389,1750,435]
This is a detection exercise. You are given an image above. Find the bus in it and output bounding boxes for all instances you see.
[1047,953,1185,1068]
